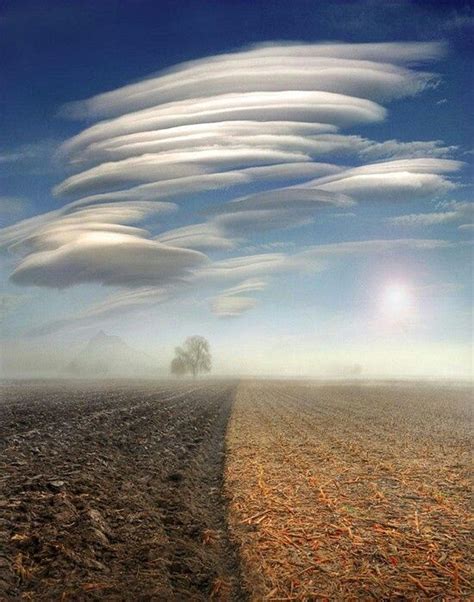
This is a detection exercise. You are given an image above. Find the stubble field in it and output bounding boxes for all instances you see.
[1,379,472,600]
[225,381,472,600]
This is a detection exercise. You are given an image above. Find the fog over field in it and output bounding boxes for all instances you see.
[2,334,472,381]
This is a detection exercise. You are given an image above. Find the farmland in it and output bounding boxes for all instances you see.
[1,379,472,600]
[225,381,472,600]
[0,380,243,600]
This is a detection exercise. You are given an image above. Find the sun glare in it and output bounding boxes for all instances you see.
[381,283,412,319]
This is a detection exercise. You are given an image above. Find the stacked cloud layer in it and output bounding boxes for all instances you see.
[1,41,467,326]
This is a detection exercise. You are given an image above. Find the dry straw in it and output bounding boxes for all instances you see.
[225,380,473,600]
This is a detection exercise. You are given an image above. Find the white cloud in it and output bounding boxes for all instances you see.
[155,222,236,251]
[0,196,32,227]
[388,200,473,227]
[27,286,176,336]
[55,146,313,197]
[356,138,456,160]
[226,134,457,161]
[76,121,338,163]
[54,42,445,208]
[10,233,207,288]
[68,129,455,165]
[205,185,353,234]
[0,211,61,252]
[63,42,443,119]
[437,200,473,213]
[60,91,386,162]
[309,158,463,200]
[1,41,461,297]
[5,201,205,288]
[214,209,314,234]
[218,278,268,296]
[0,201,177,253]
[294,238,451,266]
[387,211,459,227]
[211,295,257,317]
[0,293,29,320]
[65,162,339,211]
[24,236,455,334]
[199,238,451,283]
[210,277,268,317]
[220,185,353,213]
[0,141,57,165]
[195,253,288,283]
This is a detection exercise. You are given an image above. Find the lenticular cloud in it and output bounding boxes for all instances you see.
[1,41,462,294]
[64,42,443,119]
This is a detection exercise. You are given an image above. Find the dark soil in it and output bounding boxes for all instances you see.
[0,380,247,601]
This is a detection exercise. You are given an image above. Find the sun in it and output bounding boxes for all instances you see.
[381,283,412,319]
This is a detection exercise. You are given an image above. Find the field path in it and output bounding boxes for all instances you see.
[1,380,246,601]
[225,380,472,600]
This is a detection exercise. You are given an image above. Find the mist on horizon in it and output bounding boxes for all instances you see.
[1,328,471,381]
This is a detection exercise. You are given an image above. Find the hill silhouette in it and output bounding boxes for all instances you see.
[66,331,157,377]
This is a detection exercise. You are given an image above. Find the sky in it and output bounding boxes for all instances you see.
[0,0,473,379]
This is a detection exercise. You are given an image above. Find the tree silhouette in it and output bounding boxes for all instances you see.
[170,336,211,378]
[170,356,187,377]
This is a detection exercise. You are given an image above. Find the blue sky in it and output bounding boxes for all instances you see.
[0,0,472,378]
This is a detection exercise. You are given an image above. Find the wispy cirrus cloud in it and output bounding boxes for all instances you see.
[294,238,452,264]
[211,295,258,317]
[217,278,268,296]
[0,140,61,175]
[195,253,288,283]
[210,277,268,317]
[24,236,455,333]
[388,201,473,227]
[26,286,176,336]
[155,222,237,251]
[203,184,354,235]
[0,293,29,321]
[388,211,460,227]
[0,141,55,164]
[0,196,32,227]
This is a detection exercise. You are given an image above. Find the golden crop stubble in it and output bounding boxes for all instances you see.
[224,380,473,601]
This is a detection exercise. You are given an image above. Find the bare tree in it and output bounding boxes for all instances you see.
[170,336,211,378]
[170,356,187,378]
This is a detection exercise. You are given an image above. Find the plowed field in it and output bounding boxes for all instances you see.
[1,380,244,601]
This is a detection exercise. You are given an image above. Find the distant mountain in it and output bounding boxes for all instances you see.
[66,331,157,377]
